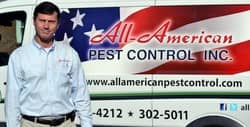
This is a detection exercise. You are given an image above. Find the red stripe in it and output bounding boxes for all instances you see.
[124,5,250,36]
[140,40,250,74]
[121,5,250,74]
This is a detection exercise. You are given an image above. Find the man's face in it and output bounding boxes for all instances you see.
[33,12,59,43]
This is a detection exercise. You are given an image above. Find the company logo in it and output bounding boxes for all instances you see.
[219,103,238,111]
[58,59,71,63]
[89,20,232,44]
[220,103,227,111]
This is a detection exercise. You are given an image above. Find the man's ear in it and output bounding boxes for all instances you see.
[57,20,61,30]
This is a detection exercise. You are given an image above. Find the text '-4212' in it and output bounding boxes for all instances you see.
[92,108,189,120]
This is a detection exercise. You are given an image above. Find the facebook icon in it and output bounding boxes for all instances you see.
[220,103,227,111]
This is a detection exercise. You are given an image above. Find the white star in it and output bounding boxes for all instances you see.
[62,33,73,45]
[61,9,70,14]
[84,24,104,39]
[70,10,85,30]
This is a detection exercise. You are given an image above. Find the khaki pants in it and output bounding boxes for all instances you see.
[21,118,75,127]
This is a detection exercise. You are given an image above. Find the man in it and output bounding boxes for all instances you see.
[5,1,92,127]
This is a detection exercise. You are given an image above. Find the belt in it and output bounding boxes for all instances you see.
[21,111,75,126]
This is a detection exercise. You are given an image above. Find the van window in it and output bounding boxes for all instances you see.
[0,11,26,66]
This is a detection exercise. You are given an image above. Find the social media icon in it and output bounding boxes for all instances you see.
[230,103,238,111]
[220,103,227,111]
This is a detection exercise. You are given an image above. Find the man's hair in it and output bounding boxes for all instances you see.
[33,1,60,21]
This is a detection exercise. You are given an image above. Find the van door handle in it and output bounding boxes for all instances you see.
[3,82,6,85]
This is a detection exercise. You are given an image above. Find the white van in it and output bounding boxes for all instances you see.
[0,0,250,127]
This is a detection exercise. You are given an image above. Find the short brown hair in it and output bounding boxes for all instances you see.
[33,1,60,21]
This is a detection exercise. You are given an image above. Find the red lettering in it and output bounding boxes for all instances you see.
[90,21,122,44]
[137,20,171,43]
[137,34,152,43]
[151,20,171,43]
[90,34,104,44]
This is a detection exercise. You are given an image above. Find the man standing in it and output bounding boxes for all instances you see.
[5,1,92,127]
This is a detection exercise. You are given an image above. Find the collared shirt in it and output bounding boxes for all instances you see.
[5,40,92,127]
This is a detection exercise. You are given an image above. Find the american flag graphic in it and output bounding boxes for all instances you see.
[55,5,250,75]
[55,7,120,61]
